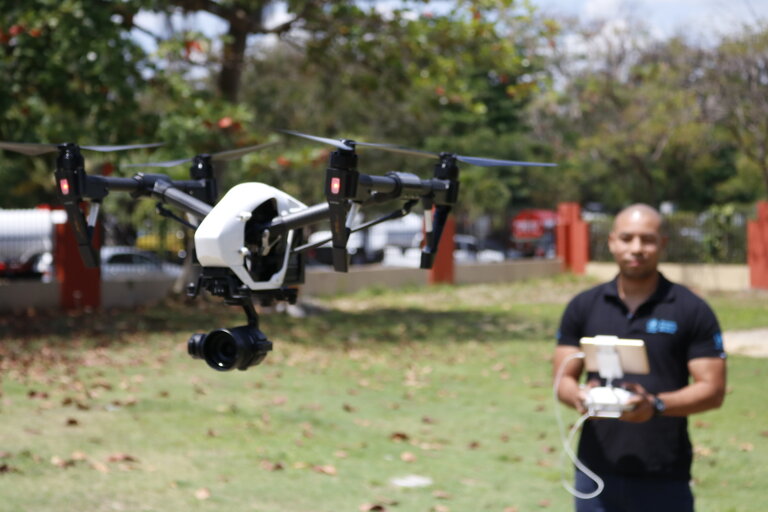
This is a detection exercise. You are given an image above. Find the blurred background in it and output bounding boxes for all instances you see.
[1,0,766,283]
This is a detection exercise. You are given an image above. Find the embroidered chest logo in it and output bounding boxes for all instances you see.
[646,318,678,334]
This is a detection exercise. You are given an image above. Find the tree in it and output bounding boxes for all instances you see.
[528,18,739,211]
[0,0,157,207]
[708,23,768,200]
[237,1,560,219]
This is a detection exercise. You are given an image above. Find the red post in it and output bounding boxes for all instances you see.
[748,201,768,289]
[54,210,101,310]
[556,202,588,274]
[429,214,455,284]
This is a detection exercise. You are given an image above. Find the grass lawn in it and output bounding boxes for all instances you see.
[1,275,766,512]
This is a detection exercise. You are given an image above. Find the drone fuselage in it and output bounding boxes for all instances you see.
[195,182,307,291]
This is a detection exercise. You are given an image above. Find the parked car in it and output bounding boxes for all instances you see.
[305,230,369,266]
[100,246,183,281]
[0,248,53,280]
[382,234,505,267]
[453,234,505,263]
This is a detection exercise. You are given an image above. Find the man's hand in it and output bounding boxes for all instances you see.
[619,382,655,423]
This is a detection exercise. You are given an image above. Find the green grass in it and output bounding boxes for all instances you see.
[1,275,767,511]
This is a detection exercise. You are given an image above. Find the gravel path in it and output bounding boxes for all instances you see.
[725,328,768,357]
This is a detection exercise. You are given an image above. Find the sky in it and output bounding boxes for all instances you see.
[534,0,768,39]
[132,0,768,52]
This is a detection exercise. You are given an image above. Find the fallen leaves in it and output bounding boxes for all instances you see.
[47,451,141,473]
[739,442,754,452]
[0,463,20,474]
[359,500,399,511]
[312,464,338,476]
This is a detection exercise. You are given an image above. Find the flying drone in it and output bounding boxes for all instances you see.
[0,133,555,372]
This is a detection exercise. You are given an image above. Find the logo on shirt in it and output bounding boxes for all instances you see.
[646,318,678,334]
[713,332,724,351]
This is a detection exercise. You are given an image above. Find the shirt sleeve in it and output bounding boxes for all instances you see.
[686,298,726,360]
[557,294,584,347]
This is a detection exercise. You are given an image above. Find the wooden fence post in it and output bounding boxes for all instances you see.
[54,209,101,310]
[748,201,768,289]
[556,202,589,274]
[429,214,456,285]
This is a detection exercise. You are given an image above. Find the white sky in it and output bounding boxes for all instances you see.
[534,0,768,39]
[131,0,768,52]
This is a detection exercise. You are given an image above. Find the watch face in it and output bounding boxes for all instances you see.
[654,396,665,415]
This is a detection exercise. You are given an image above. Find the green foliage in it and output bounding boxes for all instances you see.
[710,25,768,196]
[0,0,156,206]
[240,1,559,213]
[4,0,768,246]
[528,21,768,210]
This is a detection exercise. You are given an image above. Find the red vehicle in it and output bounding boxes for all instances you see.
[510,209,557,258]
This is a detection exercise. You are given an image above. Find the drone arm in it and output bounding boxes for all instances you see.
[79,173,213,219]
[292,199,418,255]
[265,203,331,235]
[150,179,213,218]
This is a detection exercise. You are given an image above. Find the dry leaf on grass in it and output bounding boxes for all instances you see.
[260,460,284,471]
[312,464,337,476]
[359,503,387,511]
[107,453,139,463]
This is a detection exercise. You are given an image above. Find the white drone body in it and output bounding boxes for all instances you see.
[194,182,307,291]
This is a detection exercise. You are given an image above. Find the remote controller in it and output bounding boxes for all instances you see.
[584,386,636,418]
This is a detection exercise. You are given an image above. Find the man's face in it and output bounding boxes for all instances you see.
[608,209,666,280]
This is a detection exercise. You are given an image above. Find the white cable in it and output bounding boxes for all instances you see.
[553,351,605,500]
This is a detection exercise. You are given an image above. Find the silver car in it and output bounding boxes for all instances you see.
[100,246,183,281]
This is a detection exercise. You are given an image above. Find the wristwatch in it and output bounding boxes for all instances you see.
[652,395,666,417]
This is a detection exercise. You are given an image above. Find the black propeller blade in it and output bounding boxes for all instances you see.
[279,130,557,168]
[0,141,163,156]
[454,154,557,168]
[279,129,355,151]
[124,141,278,169]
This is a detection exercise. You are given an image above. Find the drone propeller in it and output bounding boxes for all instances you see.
[279,130,354,151]
[124,141,279,169]
[0,141,163,156]
[279,130,556,168]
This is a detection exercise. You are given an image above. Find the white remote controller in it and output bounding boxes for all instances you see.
[584,386,636,418]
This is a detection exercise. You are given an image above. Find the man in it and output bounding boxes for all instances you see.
[553,203,727,512]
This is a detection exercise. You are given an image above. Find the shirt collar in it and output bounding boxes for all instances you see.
[602,272,676,305]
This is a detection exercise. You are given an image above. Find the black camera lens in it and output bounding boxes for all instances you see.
[204,330,240,370]
[187,326,272,371]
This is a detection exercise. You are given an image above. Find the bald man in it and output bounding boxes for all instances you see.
[553,203,727,512]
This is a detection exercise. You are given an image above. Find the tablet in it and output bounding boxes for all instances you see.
[580,335,650,376]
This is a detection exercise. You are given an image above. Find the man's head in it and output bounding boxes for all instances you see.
[608,203,666,281]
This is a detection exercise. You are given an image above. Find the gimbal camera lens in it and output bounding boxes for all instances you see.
[187,326,272,371]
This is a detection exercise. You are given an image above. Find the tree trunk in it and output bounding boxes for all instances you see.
[218,17,250,102]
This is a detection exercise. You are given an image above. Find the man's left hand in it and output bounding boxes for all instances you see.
[619,382,655,423]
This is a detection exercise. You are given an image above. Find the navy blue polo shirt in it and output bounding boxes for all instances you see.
[556,273,725,480]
